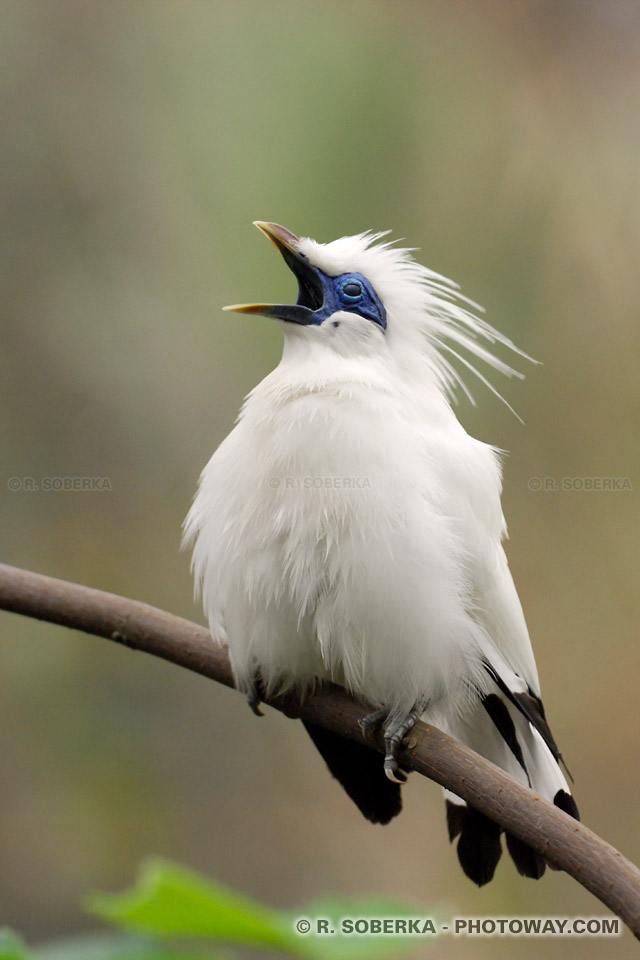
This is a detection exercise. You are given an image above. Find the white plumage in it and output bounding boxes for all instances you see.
[184,222,577,884]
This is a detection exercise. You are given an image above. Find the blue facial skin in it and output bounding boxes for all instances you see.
[307,272,387,331]
[264,244,388,331]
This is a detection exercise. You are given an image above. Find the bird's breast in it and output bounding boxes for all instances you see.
[190,380,494,713]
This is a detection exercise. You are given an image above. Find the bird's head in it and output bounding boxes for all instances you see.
[225,222,533,412]
[224,222,390,360]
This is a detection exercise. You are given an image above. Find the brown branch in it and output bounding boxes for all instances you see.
[0,561,638,937]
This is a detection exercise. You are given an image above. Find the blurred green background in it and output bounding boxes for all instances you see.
[1,1,638,957]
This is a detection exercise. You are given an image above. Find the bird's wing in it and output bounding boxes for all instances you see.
[430,429,541,694]
[477,544,541,696]
[435,660,578,886]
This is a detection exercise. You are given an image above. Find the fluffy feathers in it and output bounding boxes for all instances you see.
[184,225,577,884]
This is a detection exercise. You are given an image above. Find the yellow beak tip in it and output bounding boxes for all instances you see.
[222,303,272,316]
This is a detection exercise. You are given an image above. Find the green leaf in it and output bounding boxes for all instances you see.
[287,895,438,960]
[86,859,300,955]
[0,930,31,960]
[88,859,438,960]
[32,933,222,960]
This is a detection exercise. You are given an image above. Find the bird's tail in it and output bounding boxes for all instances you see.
[438,657,579,885]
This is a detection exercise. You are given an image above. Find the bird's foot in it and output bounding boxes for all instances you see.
[358,706,388,738]
[359,699,429,784]
[246,671,265,717]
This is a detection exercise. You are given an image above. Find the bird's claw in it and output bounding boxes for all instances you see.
[384,754,407,783]
[247,693,264,717]
[360,699,429,782]
[247,671,265,716]
[358,706,387,740]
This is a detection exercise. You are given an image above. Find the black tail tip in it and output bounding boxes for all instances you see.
[506,832,546,879]
[447,802,502,886]
[445,798,575,884]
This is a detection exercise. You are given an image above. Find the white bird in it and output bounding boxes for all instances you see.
[184,221,578,885]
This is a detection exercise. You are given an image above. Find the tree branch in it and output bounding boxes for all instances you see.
[0,562,638,937]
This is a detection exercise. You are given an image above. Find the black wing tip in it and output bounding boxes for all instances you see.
[366,798,402,825]
[359,777,403,825]
[482,659,563,764]
[302,720,403,825]
[482,693,529,780]
[554,788,580,821]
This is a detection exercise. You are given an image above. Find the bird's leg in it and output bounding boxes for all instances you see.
[383,699,429,783]
[246,670,265,717]
[358,705,388,739]
[359,699,429,784]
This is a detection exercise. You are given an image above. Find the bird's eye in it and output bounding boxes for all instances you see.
[339,280,363,303]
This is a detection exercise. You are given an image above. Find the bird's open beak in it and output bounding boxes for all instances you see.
[223,222,324,325]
